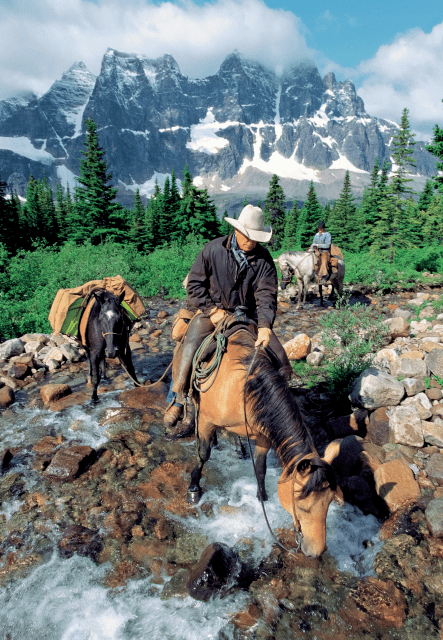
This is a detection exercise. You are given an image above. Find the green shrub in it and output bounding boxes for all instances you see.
[318,298,388,402]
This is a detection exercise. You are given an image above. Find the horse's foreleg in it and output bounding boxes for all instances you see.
[254,437,270,502]
[302,277,308,306]
[319,283,324,307]
[187,425,216,504]
[297,279,303,309]
[90,352,101,402]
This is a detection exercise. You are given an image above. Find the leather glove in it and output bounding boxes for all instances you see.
[209,308,227,326]
[255,327,272,348]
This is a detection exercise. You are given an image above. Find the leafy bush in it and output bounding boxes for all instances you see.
[318,298,388,402]
[0,237,204,339]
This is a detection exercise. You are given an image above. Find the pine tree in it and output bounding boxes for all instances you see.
[0,176,20,254]
[74,117,120,244]
[298,181,323,249]
[242,196,248,207]
[323,203,331,225]
[219,210,232,236]
[423,195,443,245]
[425,102,443,194]
[327,171,356,250]
[22,175,40,247]
[169,170,182,242]
[37,176,58,245]
[130,188,145,249]
[282,200,298,250]
[417,179,435,212]
[55,183,67,242]
[263,174,287,249]
[295,206,308,250]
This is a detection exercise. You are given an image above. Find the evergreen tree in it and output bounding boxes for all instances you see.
[169,170,182,242]
[418,179,435,212]
[37,176,58,245]
[282,200,298,250]
[425,102,443,194]
[423,195,443,245]
[298,181,323,249]
[263,174,287,249]
[159,176,173,241]
[74,117,121,244]
[130,188,145,249]
[242,196,248,207]
[22,175,40,247]
[323,203,332,225]
[0,177,20,254]
[55,183,67,242]
[327,171,356,250]
[295,206,308,250]
[143,198,158,252]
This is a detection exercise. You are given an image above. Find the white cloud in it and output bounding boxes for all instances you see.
[357,22,443,140]
[0,0,310,100]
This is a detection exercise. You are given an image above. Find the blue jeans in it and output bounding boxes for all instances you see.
[167,378,182,407]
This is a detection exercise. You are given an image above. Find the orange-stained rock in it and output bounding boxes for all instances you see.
[421,341,443,353]
[32,434,64,455]
[40,383,72,405]
[374,459,420,513]
[43,445,96,481]
[151,330,162,337]
[105,560,141,588]
[119,382,168,411]
[157,310,168,319]
[232,605,262,631]
[346,577,407,628]
[283,334,311,360]
[49,391,90,412]
[0,386,15,408]
[129,539,171,564]
[129,334,141,342]
[98,407,140,426]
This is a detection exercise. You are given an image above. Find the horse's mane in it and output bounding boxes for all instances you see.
[278,251,309,263]
[230,333,335,495]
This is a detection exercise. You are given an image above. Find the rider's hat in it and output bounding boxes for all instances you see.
[318,221,326,230]
[224,205,272,243]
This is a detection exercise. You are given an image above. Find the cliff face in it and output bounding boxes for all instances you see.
[0,49,437,206]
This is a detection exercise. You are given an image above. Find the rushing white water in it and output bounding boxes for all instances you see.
[0,381,383,640]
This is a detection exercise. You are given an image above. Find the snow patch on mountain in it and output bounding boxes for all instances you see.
[0,137,56,164]
[119,172,182,197]
[329,154,367,174]
[187,109,232,154]
[56,165,77,189]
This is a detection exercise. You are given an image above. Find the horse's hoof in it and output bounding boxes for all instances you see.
[91,396,99,404]
[187,488,202,504]
[257,491,268,502]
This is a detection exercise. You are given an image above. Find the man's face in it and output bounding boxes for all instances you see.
[319,228,325,234]
[235,229,257,252]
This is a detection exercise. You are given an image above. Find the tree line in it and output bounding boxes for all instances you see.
[1,107,443,261]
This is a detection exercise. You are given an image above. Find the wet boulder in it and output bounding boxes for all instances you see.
[119,382,168,411]
[425,499,443,537]
[349,368,404,410]
[43,445,96,481]
[0,386,15,408]
[58,525,103,562]
[186,542,242,602]
[346,577,407,628]
[40,383,72,405]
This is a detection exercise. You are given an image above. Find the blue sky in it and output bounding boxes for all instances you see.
[1,0,443,139]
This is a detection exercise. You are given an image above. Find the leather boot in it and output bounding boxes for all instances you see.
[165,405,195,440]
[163,404,183,428]
[172,315,214,404]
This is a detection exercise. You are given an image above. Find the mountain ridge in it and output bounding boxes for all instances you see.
[0,49,437,209]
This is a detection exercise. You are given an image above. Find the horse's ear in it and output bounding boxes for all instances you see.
[118,292,125,304]
[93,291,105,303]
[296,458,312,477]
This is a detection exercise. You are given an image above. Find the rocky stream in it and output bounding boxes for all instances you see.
[0,286,443,640]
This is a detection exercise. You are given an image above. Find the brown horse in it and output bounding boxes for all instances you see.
[188,330,342,558]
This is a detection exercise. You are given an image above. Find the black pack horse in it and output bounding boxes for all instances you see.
[84,289,139,401]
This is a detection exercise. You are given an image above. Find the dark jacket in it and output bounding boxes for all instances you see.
[186,234,277,329]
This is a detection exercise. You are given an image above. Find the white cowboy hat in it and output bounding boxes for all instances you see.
[224,204,272,243]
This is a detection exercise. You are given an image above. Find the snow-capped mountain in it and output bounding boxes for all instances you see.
[0,49,437,208]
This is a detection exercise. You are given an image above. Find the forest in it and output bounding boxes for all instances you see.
[0,108,442,340]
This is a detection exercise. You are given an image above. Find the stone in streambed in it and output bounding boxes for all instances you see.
[49,391,90,411]
[402,377,426,398]
[391,357,428,379]
[0,338,25,359]
[119,382,168,411]
[374,459,420,512]
[384,317,410,339]
[58,525,103,561]
[43,445,96,480]
[349,368,404,410]
[327,409,368,439]
[401,392,432,420]
[40,383,72,405]
[422,419,443,447]
[346,577,407,628]
[186,542,242,602]
[0,386,15,408]
[367,407,390,446]
[426,349,443,378]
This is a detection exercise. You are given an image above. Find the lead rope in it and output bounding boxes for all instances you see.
[242,345,302,557]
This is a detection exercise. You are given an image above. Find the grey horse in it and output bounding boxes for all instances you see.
[277,251,345,308]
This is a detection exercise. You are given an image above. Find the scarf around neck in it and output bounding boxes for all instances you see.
[231,233,250,273]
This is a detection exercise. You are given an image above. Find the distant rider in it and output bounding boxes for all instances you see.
[310,221,331,285]
[164,204,292,435]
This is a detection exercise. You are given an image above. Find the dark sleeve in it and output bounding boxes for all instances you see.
[186,245,214,312]
[254,257,278,329]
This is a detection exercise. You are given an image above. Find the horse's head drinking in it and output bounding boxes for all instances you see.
[277,454,340,558]
[94,290,125,358]
[276,256,293,291]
